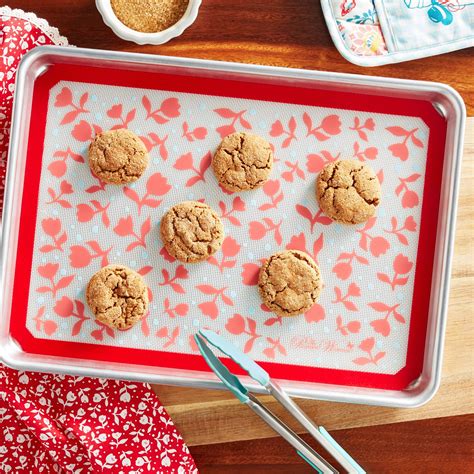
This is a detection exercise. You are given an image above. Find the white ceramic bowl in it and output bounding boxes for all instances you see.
[96,0,202,45]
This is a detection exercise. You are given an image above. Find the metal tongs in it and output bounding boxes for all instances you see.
[194,329,365,474]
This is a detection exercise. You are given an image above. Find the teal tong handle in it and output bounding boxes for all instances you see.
[198,328,270,386]
[268,382,365,474]
[194,330,336,473]
[194,332,249,403]
[195,330,364,473]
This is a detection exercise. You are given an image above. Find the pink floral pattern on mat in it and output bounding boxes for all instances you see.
[25,82,429,376]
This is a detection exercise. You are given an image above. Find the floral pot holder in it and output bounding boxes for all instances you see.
[321,0,474,66]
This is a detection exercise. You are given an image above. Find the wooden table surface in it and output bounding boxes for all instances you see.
[9,1,474,472]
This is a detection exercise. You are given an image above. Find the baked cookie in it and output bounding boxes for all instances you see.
[88,129,149,184]
[86,264,149,330]
[316,159,380,225]
[212,132,273,191]
[258,250,322,317]
[160,201,224,263]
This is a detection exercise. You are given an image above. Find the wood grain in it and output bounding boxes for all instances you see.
[157,119,474,447]
[8,0,473,454]
[7,0,474,114]
[190,414,474,473]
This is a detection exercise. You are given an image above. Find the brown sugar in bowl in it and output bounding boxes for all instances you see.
[96,0,201,44]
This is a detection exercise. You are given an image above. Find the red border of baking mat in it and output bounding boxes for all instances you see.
[9,62,447,390]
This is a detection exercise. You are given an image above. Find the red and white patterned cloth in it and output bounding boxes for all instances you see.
[0,7,198,473]
[0,6,68,213]
[0,365,198,473]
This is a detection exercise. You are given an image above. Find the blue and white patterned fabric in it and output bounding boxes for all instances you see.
[377,0,474,52]
[322,0,474,66]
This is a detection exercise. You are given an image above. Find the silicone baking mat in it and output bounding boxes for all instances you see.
[10,63,446,390]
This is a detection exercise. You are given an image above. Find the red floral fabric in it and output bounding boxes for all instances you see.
[0,6,68,212]
[0,365,198,473]
[0,7,197,473]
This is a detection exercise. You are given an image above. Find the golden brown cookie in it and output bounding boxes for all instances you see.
[316,159,380,225]
[86,264,149,330]
[258,250,322,317]
[160,201,224,263]
[212,132,273,192]
[88,129,149,184]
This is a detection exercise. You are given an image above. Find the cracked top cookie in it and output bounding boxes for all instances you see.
[88,129,149,184]
[212,132,273,191]
[258,250,322,317]
[160,201,224,263]
[316,159,381,225]
[86,264,149,330]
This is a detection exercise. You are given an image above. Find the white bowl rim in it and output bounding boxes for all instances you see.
[96,0,202,45]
